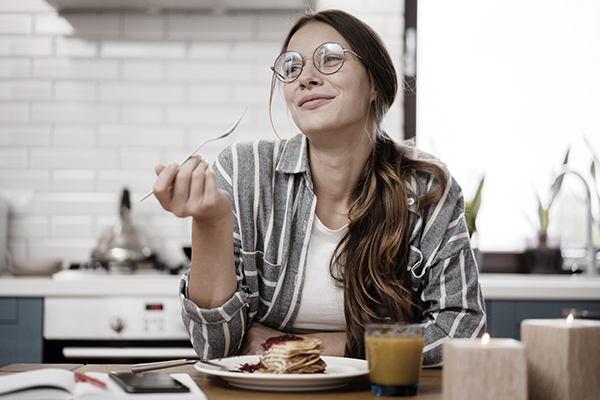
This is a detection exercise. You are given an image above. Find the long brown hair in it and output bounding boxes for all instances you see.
[275,10,448,358]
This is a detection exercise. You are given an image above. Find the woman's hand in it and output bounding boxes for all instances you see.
[153,156,231,224]
[241,322,284,355]
[154,156,237,309]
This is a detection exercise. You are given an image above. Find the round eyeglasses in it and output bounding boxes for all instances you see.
[270,42,361,83]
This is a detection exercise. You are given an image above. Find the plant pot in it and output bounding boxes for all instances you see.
[524,247,563,274]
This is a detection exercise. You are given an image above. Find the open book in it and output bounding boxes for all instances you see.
[0,368,208,400]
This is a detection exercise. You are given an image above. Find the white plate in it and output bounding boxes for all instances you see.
[195,355,368,392]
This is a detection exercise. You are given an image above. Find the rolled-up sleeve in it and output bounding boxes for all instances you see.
[410,175,486,366]
[179,269,249,359]
[178,146,252,360]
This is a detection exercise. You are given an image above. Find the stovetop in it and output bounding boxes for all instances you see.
[52,260,188,281]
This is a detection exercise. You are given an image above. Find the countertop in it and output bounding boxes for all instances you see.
[1,271,600,300]
[0,269,182,297]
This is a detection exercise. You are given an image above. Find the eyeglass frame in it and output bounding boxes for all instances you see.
[270,42,362,83]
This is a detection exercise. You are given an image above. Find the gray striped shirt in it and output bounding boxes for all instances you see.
[179,133,486,366]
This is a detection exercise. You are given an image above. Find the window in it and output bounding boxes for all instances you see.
[416,1,600,251]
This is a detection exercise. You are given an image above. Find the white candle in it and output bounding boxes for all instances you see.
[443,334,527,400]
[521,317,600,400]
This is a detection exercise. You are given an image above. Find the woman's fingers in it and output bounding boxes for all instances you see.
[153,162,179,203]
[170,156,203,215]
[154,164,167,176]
[187,159,210,212]
[153,156,219,219]
[152,155,230,222]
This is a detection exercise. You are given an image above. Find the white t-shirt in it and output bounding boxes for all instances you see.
[291,215,347,333]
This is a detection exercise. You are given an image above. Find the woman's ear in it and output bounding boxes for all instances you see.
[370,85,378,102]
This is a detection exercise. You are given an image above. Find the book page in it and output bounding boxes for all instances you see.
[0,369,75,399]
[0,370,207,400]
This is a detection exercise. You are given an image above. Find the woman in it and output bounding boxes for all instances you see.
[153,9,486,366]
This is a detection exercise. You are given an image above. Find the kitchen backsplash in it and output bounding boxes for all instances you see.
[0,0,403,263]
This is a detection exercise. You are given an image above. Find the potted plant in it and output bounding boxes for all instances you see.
[526,149,570,273]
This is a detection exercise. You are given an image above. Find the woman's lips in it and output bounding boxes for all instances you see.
[298,94,334,109]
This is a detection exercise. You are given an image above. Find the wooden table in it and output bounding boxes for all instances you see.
[0,363,442,399]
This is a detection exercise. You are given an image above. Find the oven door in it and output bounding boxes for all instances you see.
[44,296,196,364]
[43,339,196,364]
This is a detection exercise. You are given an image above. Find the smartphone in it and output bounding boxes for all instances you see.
[109,372,190,393]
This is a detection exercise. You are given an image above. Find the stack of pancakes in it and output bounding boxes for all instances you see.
[257,334,327,374]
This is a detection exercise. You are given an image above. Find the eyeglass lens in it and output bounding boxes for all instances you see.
[273,43,347,83]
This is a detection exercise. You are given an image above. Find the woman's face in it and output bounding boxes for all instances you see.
[282,22,376,143]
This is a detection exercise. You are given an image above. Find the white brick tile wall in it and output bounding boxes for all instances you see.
[97,170,154,192]
[166,106,242,126]
[34,59,120,80]
[30,147,118,169]
[0,58,31,78]
[51,215,94,237]
[53,170,95,192]
[119,148,163,170]
[231,42,280,61]
[0,36,53,57]
[0,125,51,146]
[120,105,163,124]
[28,237,97,260]
[0,103,29,123]
[0,80,52,101]
[55,37,98,58]
[101,41,186,59]
[9,215,50,238]
[54,81,97,102]
[98,125,186,147]
[0,0,53,12]
[99,82,185,103]
[1,0,403,262]
[0,170,50,189]
[256,15,299,41]
[123,60,164,81]
[33,192,118,215]
[187,43,230,60]
[31,103,119,124]
[0,15,32,34]
[189,84,231,104]
[53,125,96,146]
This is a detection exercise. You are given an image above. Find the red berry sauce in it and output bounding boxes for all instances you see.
[260,334,305,351]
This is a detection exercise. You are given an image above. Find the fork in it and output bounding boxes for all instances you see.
[130,358,229,372]
[139,107,247,202]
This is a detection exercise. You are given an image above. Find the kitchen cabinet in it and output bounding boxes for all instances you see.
[0,298,43,367]
[1,273,600,366]
[485,299,600,339]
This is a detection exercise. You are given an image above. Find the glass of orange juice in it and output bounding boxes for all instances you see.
[364,322,425,396]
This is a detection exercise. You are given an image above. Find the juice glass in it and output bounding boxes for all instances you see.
[364,322,425,396]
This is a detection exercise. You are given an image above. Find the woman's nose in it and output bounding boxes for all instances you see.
[298,59,323,87]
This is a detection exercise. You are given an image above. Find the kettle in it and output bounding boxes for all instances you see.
[91,188,157,268]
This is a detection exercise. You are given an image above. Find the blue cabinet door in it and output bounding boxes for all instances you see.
[485,299,600,339]
[0,298,43,367]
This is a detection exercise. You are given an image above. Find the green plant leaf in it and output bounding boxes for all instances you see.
[537,197,549,236]
[549,147,570,207]
[465,175,485,238]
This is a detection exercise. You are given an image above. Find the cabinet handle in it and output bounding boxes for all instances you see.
[62,347,197,359]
